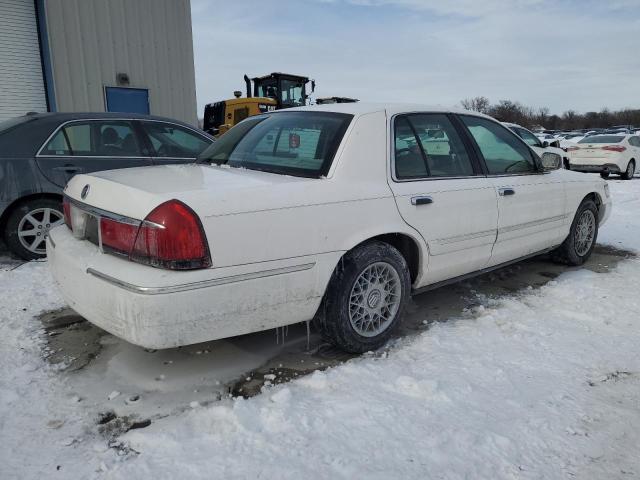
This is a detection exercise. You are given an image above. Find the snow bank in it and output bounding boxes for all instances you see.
[1,178,639,479]
[107,180,640,479]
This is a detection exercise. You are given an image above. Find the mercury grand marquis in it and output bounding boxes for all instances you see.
[48,103,611,353]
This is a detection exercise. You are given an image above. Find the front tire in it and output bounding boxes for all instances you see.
[621,160,635,180]
[318,241,411,353]
[552,199,598,266]
[3,198,64,260]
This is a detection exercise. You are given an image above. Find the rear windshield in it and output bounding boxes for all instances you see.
[197,111,353,177]
[0,116,32,135]
[578,135,624,144]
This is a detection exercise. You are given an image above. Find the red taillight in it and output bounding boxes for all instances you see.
[566,146,580,152]
[602,145,626,152]
[130,200,211,270]
[100,217,140,255]
[63,198,72,229]
[97,200,211,270]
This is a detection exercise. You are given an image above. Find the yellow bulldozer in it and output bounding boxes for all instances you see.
[203,72,316,136]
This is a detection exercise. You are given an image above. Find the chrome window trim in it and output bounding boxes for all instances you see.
[35,118,211,158]
[86,262,316,295]
[389,112,484,183]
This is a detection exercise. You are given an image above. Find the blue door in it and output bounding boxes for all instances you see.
[105,87,150,114]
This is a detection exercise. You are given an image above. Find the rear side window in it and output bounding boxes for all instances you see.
[461,116,536,175]
[41,121,143,156]
[142,121,211,158]
[198,111,352,177]
[394,113,474,179]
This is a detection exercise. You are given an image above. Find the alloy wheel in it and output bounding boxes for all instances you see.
[574,209,596,257]
[17,208,64,255]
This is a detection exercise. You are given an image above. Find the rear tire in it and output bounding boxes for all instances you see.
[3,198,64,260]
[621,160,635,180]
[317,241,411,353]
[552,199,598,266]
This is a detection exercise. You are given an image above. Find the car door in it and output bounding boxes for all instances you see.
[36,119,153,187]
[459,115,567,267]
[387,113,498,286]
[139,121,213,165]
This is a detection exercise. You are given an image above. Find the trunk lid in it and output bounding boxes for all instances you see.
[65,163,314,220]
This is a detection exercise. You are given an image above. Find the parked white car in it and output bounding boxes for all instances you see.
[567,134,640,179]
[503,122,568,168]
[48,104,611,353]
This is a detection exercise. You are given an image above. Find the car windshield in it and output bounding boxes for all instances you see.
[197,111,353,177]
[578,135,624,144]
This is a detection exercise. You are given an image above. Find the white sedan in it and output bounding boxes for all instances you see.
[567,134,640,179]
[48,104,611,353]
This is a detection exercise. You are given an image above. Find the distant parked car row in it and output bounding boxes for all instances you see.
[0,113,215,259]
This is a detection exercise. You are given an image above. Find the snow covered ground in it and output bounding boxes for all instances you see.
[1,177,639,479]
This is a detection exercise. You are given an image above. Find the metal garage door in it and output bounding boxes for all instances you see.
[0,0,48,122]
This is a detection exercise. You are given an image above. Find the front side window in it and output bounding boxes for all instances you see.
[197,112,352,177]
[461,116,536,175]
[514,127,541,148]
[142,122,211,158]
[394,113,474,179]
[41,121,142,156]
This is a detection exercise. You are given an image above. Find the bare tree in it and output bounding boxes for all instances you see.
[459,97,640,130]
[461,96,490,114]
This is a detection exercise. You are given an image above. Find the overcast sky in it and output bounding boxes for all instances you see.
[190,0,640,116]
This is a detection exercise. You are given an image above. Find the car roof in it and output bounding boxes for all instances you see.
[285,102,491,119]
[15,111,198,127]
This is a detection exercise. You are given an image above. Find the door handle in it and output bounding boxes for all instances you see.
[411,196,434,206]
[53,165,81,173]
[498,188,515,196]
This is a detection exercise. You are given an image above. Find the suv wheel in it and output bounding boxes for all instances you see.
[621,160,635,180]
[552,199,598,266]
[318,241,411,353]
[4,198,64,260]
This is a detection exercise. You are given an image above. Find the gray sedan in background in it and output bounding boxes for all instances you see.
[0,112,214,259]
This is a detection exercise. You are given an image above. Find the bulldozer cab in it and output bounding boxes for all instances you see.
[251,72,312,109]
[203,72,315,137]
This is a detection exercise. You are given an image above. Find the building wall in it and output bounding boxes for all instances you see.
[0,0,48,121]
[43,0,198,125]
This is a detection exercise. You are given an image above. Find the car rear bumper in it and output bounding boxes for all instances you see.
[569,163,621,173]
[47,226,336,349]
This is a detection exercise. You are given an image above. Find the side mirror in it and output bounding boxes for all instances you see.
[541,152,562,171]
[542,140,549,148]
